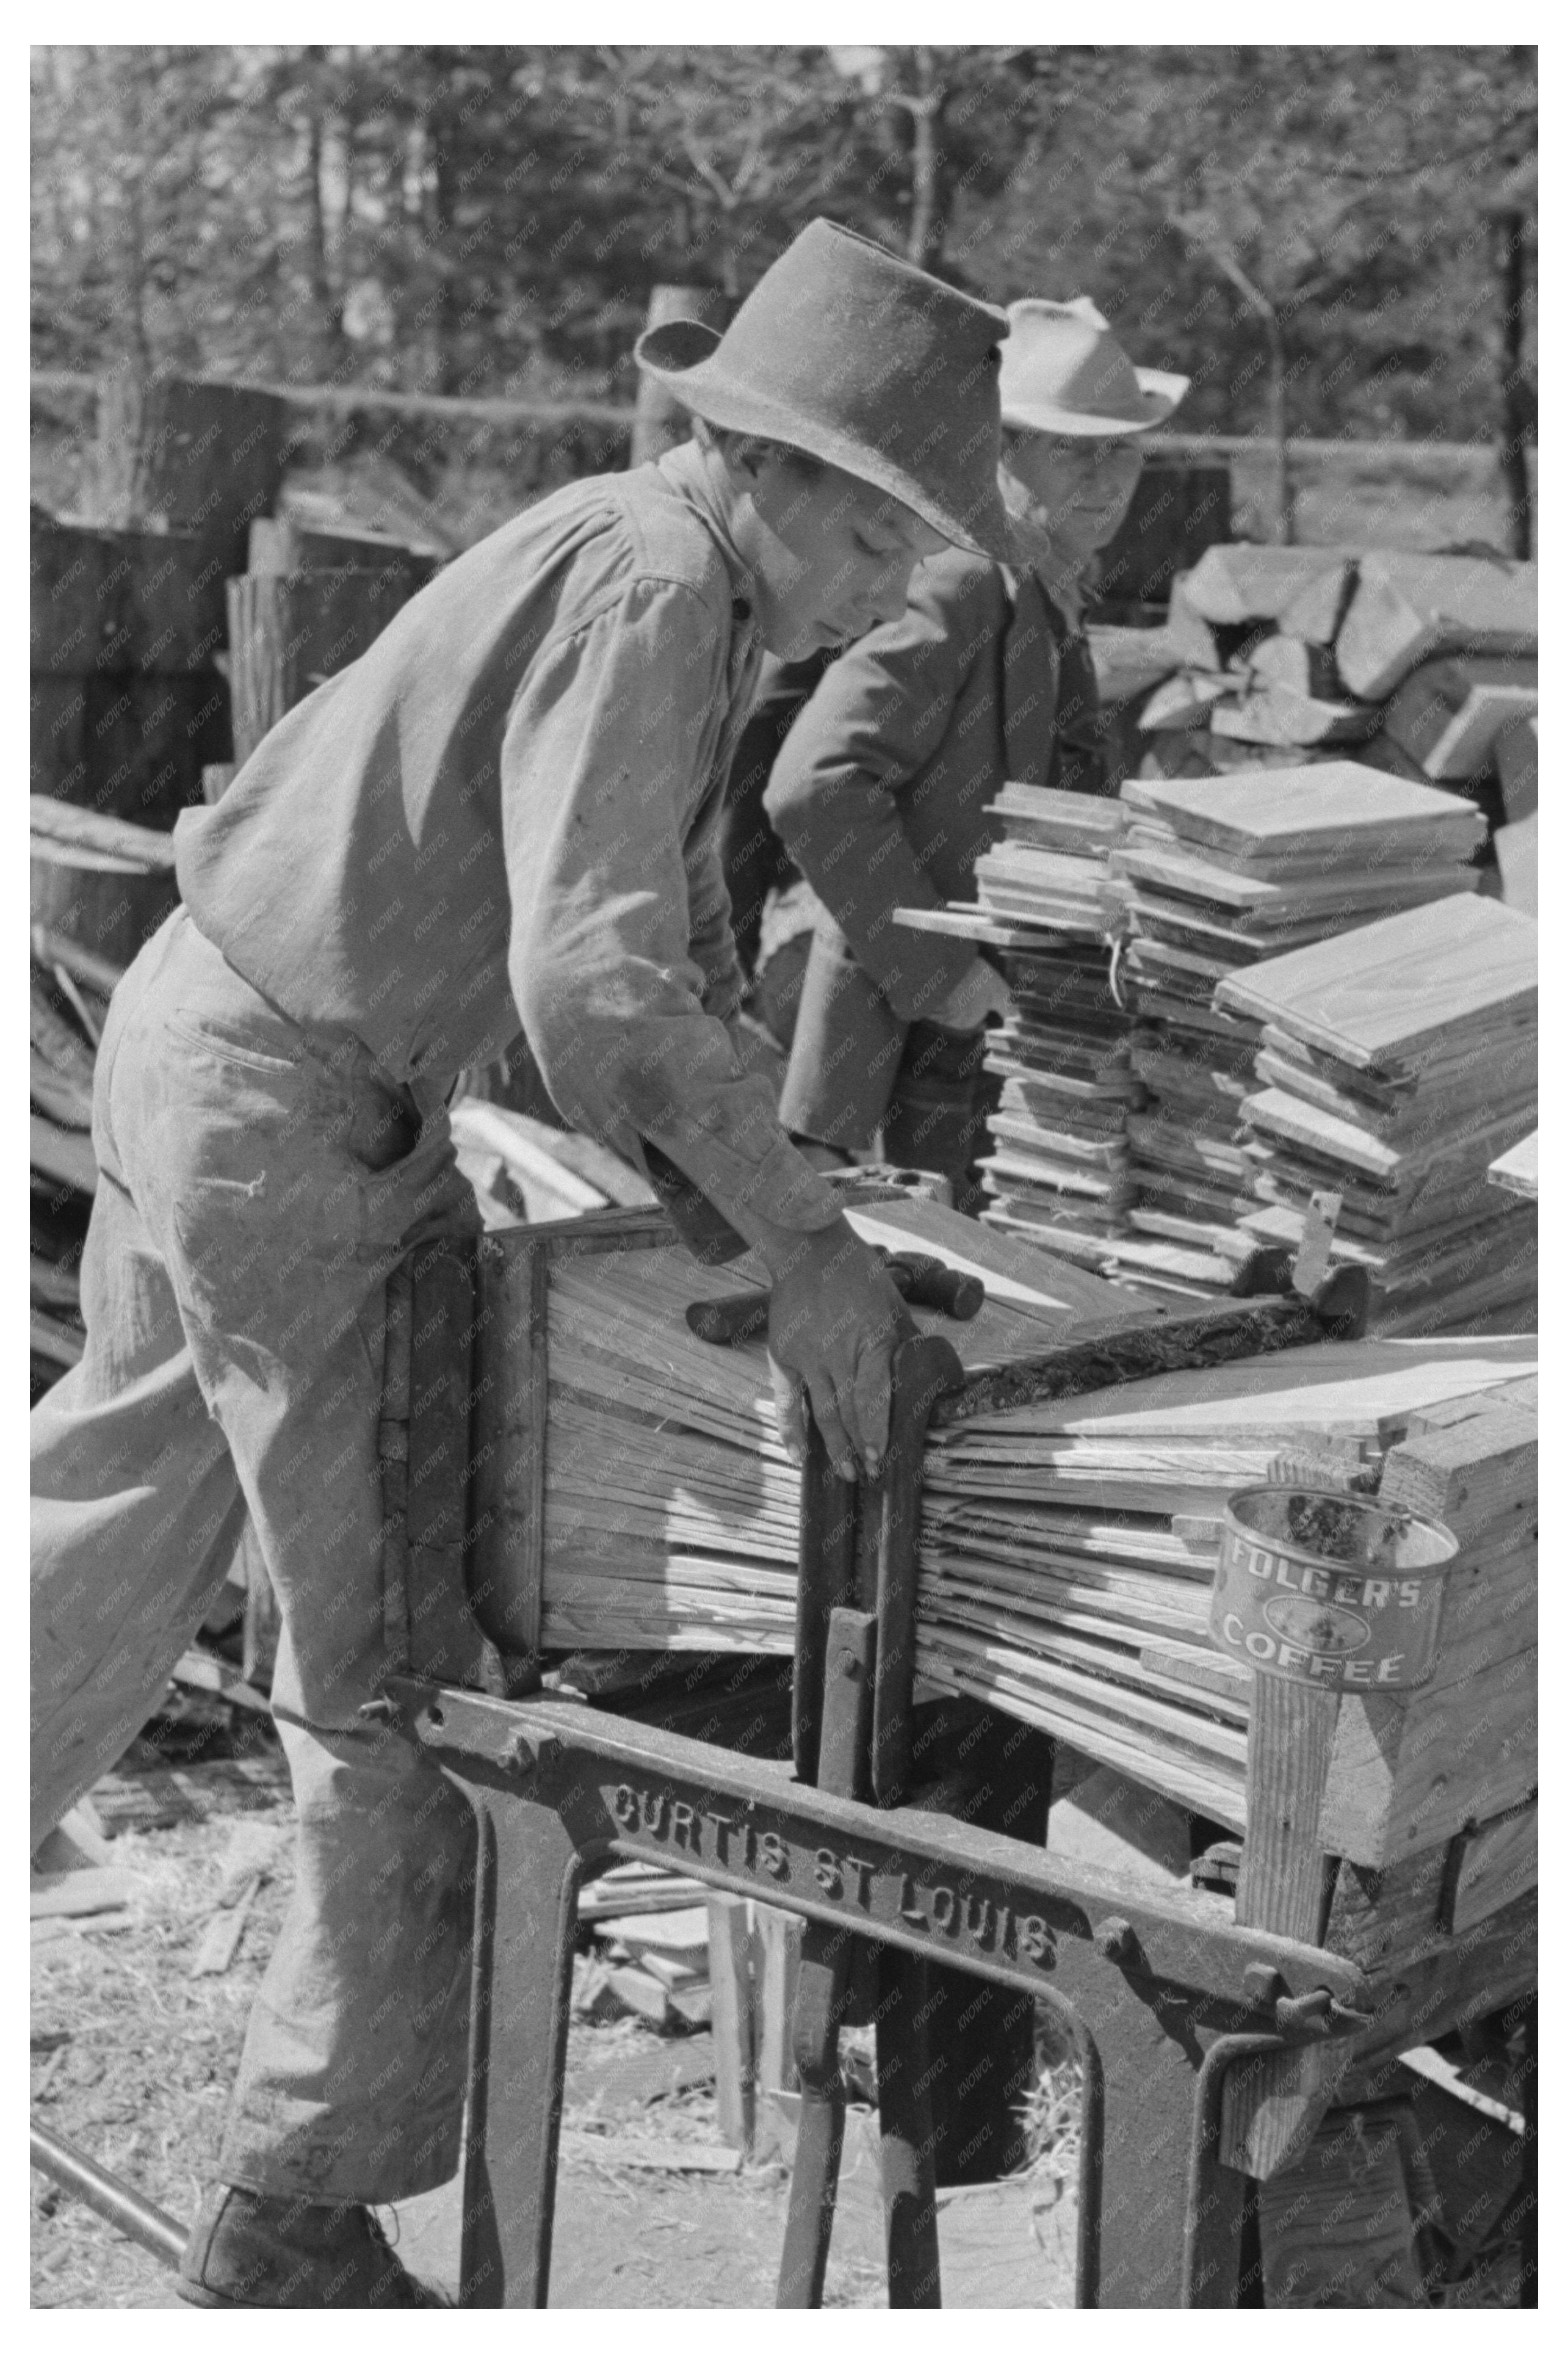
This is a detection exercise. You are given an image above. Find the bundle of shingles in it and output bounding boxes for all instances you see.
[1100,765,1489,1302]
[521,1208,1534,1832]
[1133,545,1537,913]
[956,788,1141,1247]
[1216,893,1537,1337]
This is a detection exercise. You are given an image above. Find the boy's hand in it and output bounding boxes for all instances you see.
[930,957,1013,1034]
[757,1219,914,1482]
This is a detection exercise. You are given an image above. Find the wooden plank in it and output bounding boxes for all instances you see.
[1382,655,1537,780]
[1119,761,1484,864]
[225,568,427,766]
[1494,711,1537,823]
[1440,1798,1536,1934]
[30,511,229,674]
[1255,2107,1423,2303]
[1321,1845,1449,1972]
[1489,1129,1537,1202]
[1243,634,1343,700]
[1494,813,1537,916]
[468,1235,548,1659]
[95,375,288,551]
[1233,1674,1339,1943]
[1218,2041,1354,2184]
[1317,1644,1536,1866]
[1334,552,1537,701]
[706,1894,757,2154]
[1277,557,1357,646]
[1210,683,1380,748]
[1212,893,1537,1071]
[247,515,441,580]
[1179,544,1353,626]
[1378,1405,1536,1551]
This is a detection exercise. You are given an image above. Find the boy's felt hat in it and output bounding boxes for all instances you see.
[636,219,1012,559]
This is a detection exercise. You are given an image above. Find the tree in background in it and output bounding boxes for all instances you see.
[31,40,1536,535]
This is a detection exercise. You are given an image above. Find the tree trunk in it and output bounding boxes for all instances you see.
[305,54,343,380]
[629,284,732,468]
[905,49,945,272]
[1264,312,1295,547]
[1492,206,1533,560]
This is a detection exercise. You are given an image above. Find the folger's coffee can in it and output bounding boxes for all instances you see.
[1210,1486,1459,1692]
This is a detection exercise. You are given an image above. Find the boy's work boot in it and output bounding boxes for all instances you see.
[177,2183,450,2308]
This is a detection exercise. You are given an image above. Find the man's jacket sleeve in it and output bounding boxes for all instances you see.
[500,574,839,1245]
[764,561,995,1022]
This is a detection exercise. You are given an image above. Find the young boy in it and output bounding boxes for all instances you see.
[31,219,1013,2306]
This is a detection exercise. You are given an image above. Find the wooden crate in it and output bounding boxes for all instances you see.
[1221,1382,1536,2179]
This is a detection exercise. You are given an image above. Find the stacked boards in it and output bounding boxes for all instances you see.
[898,788,1140,1248]
[915,1334,1536,1830]
[538,1196,1159,1655]
[992,764,1486,1303]
[1141,549,1537,886]
[1218,894,1537,1334]
[488,1206,1533,1846]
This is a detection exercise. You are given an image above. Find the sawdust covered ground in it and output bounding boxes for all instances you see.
[31,1759,1075,2309]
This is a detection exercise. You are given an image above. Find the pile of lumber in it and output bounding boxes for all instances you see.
[953,788,1143,1247]
[508,1205,1534,1858]
[1105,767,1488,1300]
[538,1197,1149,1656]
[915,1335,1536,1830]
[1134,545,1537,913]
[32,379,289,825]
[1218,894,1537,1336]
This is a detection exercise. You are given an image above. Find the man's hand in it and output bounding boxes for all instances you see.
[930,957,1013,1034]
[756,1219,914,1483]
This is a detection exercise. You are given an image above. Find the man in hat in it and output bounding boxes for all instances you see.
[31,219,1013,2306]
[761,299,1188,1209]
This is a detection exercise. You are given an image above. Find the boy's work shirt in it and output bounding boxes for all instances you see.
[175,442,839,1249]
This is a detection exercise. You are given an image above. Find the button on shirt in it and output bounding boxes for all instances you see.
[175,443,840,1247]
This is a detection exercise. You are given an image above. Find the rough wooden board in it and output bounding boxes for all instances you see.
[1440,1799,1536,1934]
[1317,1645,1536,1867]
[30,1866,142,1919]
[1321,1844,1450,1972]
[1219,2039,1353,2184]
[1493,813,1537,917]
[1488,1129,1537,1202]
[1118,759,1483,863]
[1234,1669,1339,1943]
[1382,655,1537,780]
[1180,543,1353,626]
[1086,623,1187,703]
[1210,683,1381,748]
[1237,634,1340,701]
[843,1195,1161,1325]
[1138,671,1232,732]
[1378,1405,1536,1551]
[1255,2107,1423,2301]
[1278,558,1357,646]
[1494,710,1537,823]
[558,2129,742,2175]
[1212,893,1537,1070]
[1334,552,1537,701]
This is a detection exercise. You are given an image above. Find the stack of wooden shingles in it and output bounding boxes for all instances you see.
[956,786,1140,1248]
[1103,765,1489,1300]
[1217,893,1537,1336]
[913,1333,1537,1833]
[1137,545,1537,912]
